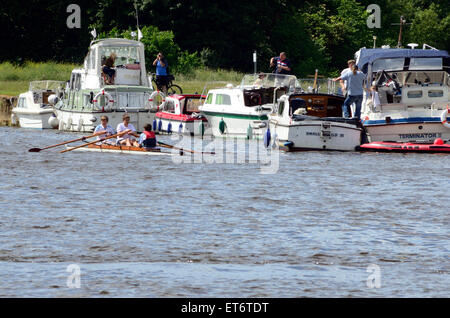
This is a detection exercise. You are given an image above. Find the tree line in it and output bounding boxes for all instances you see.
[0,0,448,76]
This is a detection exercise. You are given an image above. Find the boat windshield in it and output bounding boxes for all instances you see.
[239,73,300,90]
[372,58,405,72]
[409,58,443,70]
[99,46,140,66]
[29,81,65,91]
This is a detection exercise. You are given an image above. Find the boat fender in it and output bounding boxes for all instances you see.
[246,124,253,139]
[66,117,73,130]
[78,117,84,132]
[263,128,271,148]
[48,115,59,129]
[158,119,163,132]
[434,138,444,145]
[149,91,166,110]
[199,121,205,137]
[441,108,450,129]
[152,119,157,132]
[271,132,278,149]
[219,118,226,134]
[167,122,172,134]
[178,123,183,134]
[92,90,114,111]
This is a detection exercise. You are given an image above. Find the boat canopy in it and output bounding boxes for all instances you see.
[357,48,450,73]
[239,73,301,90]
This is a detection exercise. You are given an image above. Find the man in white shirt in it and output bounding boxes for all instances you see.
[117,114,140,147]
[93,115,116,145]
[339,59,356,95]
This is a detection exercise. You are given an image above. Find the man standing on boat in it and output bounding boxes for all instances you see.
[339,59,356,95]
[333,65,366,119]
[270,52,292,75]
[153,52,169,95]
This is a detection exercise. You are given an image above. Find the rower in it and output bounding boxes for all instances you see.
[94,115,116,145]
[139,123,158,149]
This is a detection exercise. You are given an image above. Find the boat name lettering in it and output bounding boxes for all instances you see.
[306,132,344,137]
[399,133,441,139]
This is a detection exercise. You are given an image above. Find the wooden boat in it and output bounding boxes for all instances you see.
[357,138,450,153]
[65,143,181,156]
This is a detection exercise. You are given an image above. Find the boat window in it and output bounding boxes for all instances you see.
[407,91,423,98]
[18,98,26,108]
[100,46,139,66]
[428,90,444,98]
[372,58,405,72]
[278,100,285,116]
[89,48,96,70]
[205,93,213,104]
[409,58,442,71]
[215,94,231,105]
[184,98,203,114]
[164,100,175,113]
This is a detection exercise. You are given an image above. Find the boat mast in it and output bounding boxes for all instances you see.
[391,16,411,48]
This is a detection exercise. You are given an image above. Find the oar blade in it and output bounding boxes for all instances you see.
[28,148,42,152]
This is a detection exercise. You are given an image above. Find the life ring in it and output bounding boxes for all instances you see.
[77,117,84,132]
[441,108,450,129]
[92,90,114,111]
[148,91,166,110]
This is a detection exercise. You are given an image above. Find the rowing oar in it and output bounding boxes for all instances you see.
[157,141,215,155]
[28,131,107,152]
[59,130,131,154]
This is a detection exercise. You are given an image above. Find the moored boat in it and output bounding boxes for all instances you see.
[54,38,156,133]
[199,73,301,139]
[154,94,209,136]
[11,81,64,129]
[269,78,363,151]
[357,45,450,142]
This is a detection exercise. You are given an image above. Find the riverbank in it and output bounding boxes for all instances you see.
[0,95,17,126]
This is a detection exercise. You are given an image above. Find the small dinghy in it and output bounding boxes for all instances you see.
[358,138,450,153]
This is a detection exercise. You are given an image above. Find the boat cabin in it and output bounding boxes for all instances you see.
[17,81,65,109]
[162,94,206,115]
[275,93,344,119]
[79,38,150,89]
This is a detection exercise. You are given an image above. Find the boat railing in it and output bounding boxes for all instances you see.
[29,80,66,92]
[297,78,344,96]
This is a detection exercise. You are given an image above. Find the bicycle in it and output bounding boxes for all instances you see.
[151,73,183,95]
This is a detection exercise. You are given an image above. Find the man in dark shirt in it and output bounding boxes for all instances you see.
[270,52,292,75]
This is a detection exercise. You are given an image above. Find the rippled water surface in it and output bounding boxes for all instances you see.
[0,126,449,297]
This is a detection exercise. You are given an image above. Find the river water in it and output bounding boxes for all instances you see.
[0,126,448,297]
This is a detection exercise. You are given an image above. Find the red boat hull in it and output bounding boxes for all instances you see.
[358,140,450,153]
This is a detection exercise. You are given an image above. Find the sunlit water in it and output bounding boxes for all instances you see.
[0,126,448,297]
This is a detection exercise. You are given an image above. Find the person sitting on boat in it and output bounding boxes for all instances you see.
[138,123,157,149]
[102,53,117,85]
[270,52,292,75]
[333,65,366,119]
[94,115,116,145]
[153,52,169,95]
[116,114,140,147]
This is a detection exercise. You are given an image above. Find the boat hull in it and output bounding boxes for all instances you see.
[155,113,210,137]
[54,109,156,133]
[270,119,362,151]
[66,144,178,156]
[12,108,55,129]
[358,141,450,153]
[363,120,450,143]
[202,111,269,139]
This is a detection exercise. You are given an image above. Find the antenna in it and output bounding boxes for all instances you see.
[391,16,412,48]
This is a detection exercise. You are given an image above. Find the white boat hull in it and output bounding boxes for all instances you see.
[155,117,211,137]
[55,109,156,133]
[270,120,362,151]
[202,113,269,139]
[11,108,55,129]
[66,146,176,156]
[364,121,450,142]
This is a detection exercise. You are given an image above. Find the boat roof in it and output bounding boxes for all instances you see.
[90,38,143,47]
[357,48,450,72]
[167,94,206,101]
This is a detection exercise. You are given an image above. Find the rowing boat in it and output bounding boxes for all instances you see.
[65,143,182,156]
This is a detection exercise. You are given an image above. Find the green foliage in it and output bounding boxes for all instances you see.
[0,61,77,82]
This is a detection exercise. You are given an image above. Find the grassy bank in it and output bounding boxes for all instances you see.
[0,61,244,96]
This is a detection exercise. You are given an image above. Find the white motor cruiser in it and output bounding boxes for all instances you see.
[357,45,450,142]
[199,73,301,139]
[11,81,64,129]
[54,38,156,133]
[269,79,363,151]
